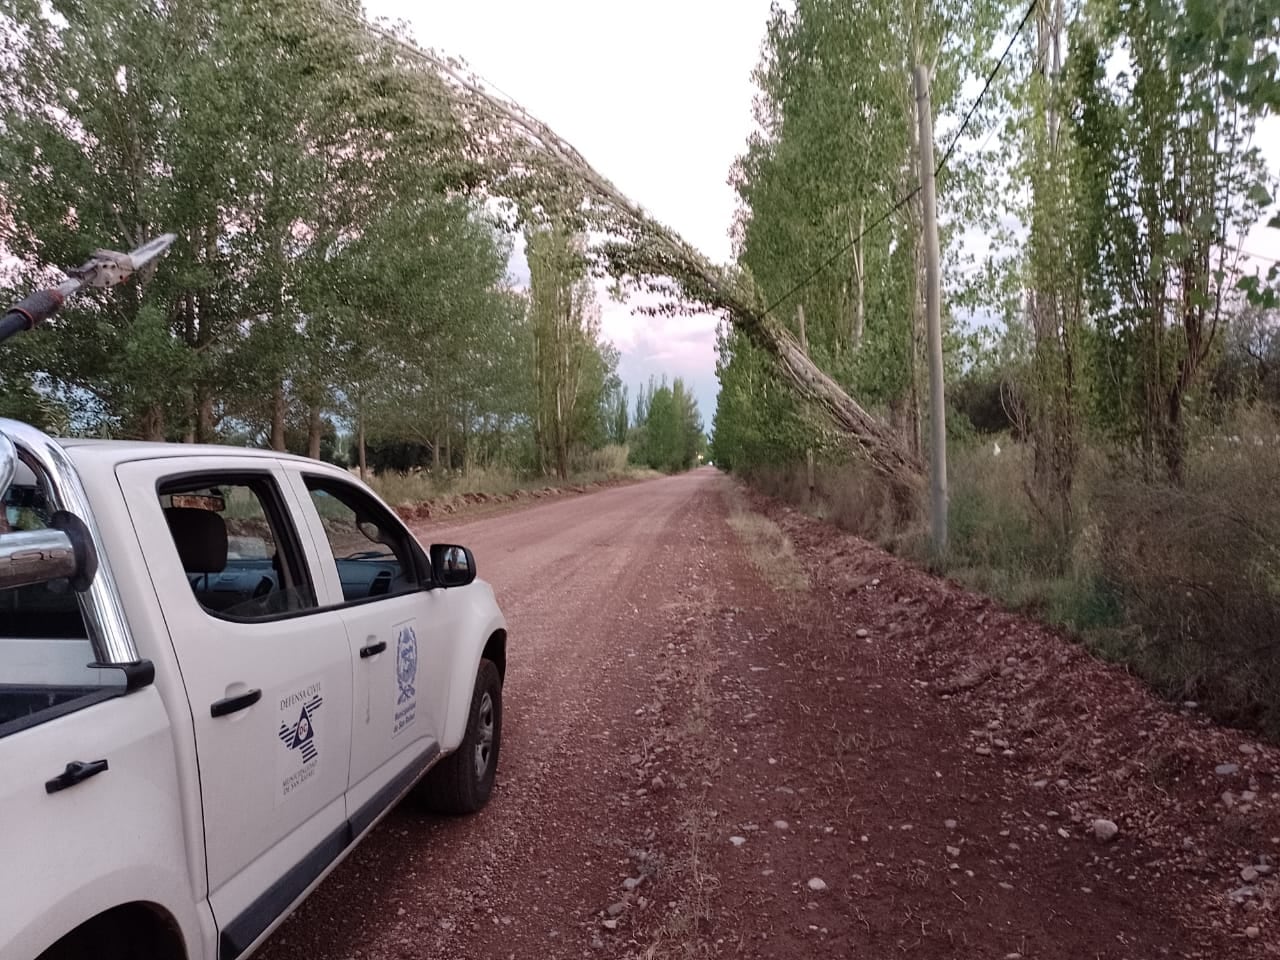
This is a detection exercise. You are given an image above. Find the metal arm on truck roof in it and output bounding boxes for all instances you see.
[0,233,176,346]
[0,234,174,664]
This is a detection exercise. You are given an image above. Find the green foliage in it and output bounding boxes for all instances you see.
[1069,0,1280,482]
[0,0,624,475]
[526,223,620,479]
[714,0,1012,479]
[714,0,1280,743]
[709,322,810,471]
[629,376,705,473]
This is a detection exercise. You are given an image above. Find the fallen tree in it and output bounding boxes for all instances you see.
[346,10,926,497]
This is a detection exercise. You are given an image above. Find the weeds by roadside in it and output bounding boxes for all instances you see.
[363,451,664,526]
[740,409,1280,743]
[366,444,656,506]
[628,605,724,960]
[724,483,809,592]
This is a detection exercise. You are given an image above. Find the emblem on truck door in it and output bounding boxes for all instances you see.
[279,698,322,763]
[277,682,324,798]
[393,624,418,739]
[396,625,418,704]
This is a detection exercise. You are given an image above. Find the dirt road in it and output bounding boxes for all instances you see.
[258,468,1278,960]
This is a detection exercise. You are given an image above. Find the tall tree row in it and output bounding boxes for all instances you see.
[1070,0,1279,484]
[712,0,1280,510]
[526,223,619,479]
[629,375,705,473]
[0,0,626,477]
[715,0,1005,480]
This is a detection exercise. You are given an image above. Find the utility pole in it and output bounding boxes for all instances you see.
[913,64,948,556]
[797,304,816,505]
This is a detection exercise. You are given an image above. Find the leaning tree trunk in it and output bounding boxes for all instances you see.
[306,404,322,460]
[771,330,924,503]
[270,384,287,452]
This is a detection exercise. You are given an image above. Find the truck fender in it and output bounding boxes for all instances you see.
[18,867,207,960]
[439,593,506,752]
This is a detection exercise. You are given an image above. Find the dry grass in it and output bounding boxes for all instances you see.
[366,444,654,507]
[1093,422,1280,736]
[638,618,723,960]
[637,806,719,960]
[724,484,809,592]
[746,461,902,544]
[576,443,631,477]
[367,465,524,504]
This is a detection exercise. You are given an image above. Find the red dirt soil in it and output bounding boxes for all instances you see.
[257,469,1278,960]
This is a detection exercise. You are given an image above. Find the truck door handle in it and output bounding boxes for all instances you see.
[45,759,109,794]
[359,641,387,659]
[210,688,262,717]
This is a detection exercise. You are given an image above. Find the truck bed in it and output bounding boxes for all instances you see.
[0,636,125,738]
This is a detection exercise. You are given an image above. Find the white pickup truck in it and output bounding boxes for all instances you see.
[0,417,508,960]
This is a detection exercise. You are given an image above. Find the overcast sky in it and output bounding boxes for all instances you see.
[365,0,774,425]
[363,1,1280,429]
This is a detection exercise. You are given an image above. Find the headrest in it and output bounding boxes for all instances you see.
[164,506,228,573]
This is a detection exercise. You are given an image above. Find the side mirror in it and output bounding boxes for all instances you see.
[0,510,98,593]
[429,543,476,588]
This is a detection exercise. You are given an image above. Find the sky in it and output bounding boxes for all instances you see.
[364,0,776,427]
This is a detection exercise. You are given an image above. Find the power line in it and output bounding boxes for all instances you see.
[759,0,1037,319]
[933,0,1038,177]
[759,187,920,319]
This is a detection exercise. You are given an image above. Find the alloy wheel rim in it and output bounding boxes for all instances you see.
[474,691,495,780]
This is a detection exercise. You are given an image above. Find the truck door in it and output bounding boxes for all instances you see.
[281,470,457,833]
[117,458,355,960]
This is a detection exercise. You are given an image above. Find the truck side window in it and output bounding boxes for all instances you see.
[304,477,423,604]
[157,476,319,621]
[1,479,124,739]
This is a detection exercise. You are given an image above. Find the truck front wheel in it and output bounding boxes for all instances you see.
[418,658,502,814]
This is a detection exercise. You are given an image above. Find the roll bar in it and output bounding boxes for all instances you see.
[0,419,138,665]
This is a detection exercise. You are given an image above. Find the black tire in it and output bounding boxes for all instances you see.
[418,658,502,814]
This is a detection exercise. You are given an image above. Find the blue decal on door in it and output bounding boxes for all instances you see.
[279,694,323,762]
